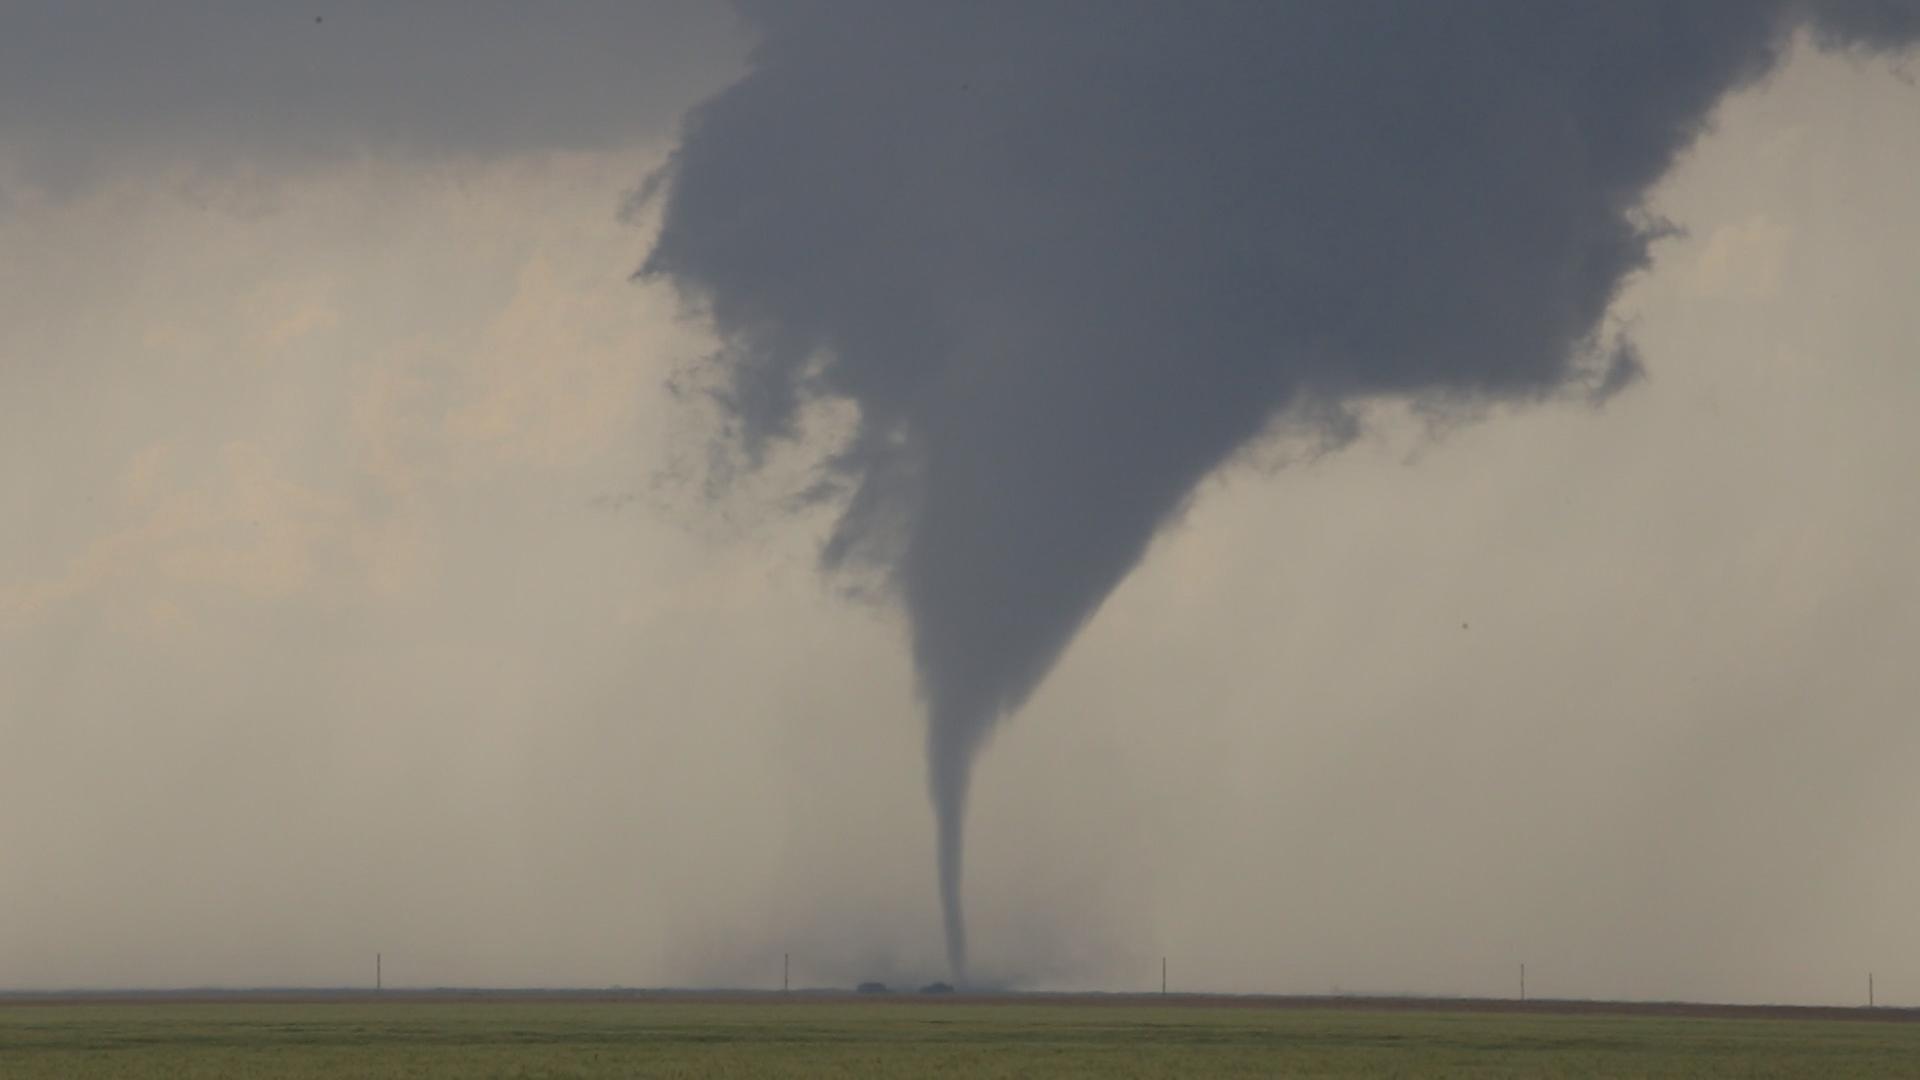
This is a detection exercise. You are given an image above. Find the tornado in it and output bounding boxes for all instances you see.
[641,0,1919,982]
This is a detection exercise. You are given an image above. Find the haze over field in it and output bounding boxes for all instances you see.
[3,2,1918,1003]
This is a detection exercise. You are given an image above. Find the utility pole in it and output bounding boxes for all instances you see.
[1870,972,1875,1008]
[1161,957,1167,996]
[784,953,790,994]
[1520,963,1526,1002]
[377,953,382,992]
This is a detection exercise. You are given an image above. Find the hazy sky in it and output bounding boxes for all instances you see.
[2,4,1917,1004]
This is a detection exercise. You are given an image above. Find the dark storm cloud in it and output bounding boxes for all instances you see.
[641,0,1918,982]
[1805,0,1920,45]
[0,1,740,184]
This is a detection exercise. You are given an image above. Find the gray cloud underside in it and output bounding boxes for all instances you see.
[644,0,1920,979]
[0,1,741,185]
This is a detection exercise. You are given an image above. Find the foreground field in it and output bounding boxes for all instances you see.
[4,995,1919,1078]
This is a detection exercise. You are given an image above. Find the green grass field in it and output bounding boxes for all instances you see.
[4,998,1919,1078]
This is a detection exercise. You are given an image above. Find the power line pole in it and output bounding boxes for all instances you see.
[1520,963,1526,1002]
[784,953,790,994]
[376,953,382,992]
[1870,972,1875,1008]
[1161,957,1167,996]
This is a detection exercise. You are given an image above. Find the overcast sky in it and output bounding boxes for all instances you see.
[2,3,1917,1004]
